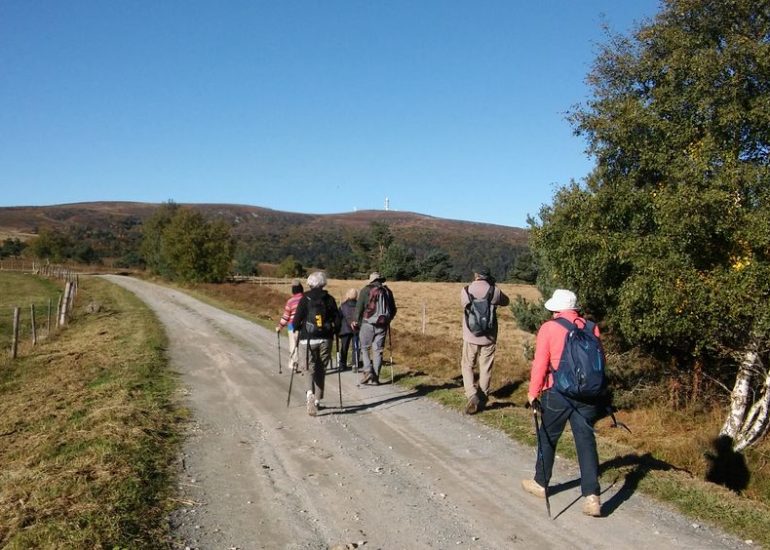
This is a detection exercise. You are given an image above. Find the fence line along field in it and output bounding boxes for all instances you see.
[0,271,78,359]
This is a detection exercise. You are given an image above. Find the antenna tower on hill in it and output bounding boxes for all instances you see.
[384,197,390,211]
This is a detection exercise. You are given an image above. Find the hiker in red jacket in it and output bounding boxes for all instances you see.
[275,279,303,373]
[522,288,603,517]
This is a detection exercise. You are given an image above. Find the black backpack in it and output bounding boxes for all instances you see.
[550,317,607,400]
[304,293,335,338]
[464,285,496,337]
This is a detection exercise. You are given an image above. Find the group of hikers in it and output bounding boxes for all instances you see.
[276,267,606,517]
[275,271,397,416]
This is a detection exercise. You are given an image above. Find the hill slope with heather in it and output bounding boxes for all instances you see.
[0,202,528,280]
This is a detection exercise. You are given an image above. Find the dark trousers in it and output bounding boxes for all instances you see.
[535,389,601,497]
[339,333,354,368]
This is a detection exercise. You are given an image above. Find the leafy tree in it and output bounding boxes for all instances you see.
[276,255,305,278]
[381,243,418,281]
[509,249,538,283]
[0,238,26,258]
[416,249,454,281]
[140,201,180,277]
[233,246,259,276]
[530,0,770,450]
[371,222,394,267]
[161,209,234,283]
[27,228,72,262]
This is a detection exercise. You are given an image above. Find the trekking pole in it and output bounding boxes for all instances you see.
[353,333,360,374]
[336,335,343,408]
[529,400,551,519]
[286,359,295,407]
[277,331,282,374]
[388,325,394,384]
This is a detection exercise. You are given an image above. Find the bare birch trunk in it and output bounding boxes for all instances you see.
[719,347,756,440]
[720,343,770,452]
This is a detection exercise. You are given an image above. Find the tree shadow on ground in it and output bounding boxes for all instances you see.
[600,453,691,516]
[705,435,750,493]
[546,452,690,517]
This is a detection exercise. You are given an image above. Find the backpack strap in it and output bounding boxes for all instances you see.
[551,317,576,331]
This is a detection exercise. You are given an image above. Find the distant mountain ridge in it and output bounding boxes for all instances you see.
[0,201,528,280]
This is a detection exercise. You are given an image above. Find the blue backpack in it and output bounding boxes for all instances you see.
[550,317,606,400]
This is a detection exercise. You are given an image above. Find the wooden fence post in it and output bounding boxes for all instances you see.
[422,302,427,335]
[47,298,52,337]
[56,293,63,330]
[30,304,37,346]
[11,307,20,359]
[59,283,70,327]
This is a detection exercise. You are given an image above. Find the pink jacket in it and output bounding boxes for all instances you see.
[278,293,303,330]
[528,310,601,401]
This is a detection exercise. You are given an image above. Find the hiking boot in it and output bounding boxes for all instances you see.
[521,479,546,498]
[306,391,317,416]
[478,393,488,412]
[370,376,380,386]
[582,494,601,517]
[465,394,480,415]
[359,372,373,385]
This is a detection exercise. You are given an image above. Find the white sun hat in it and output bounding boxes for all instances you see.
[544,289,579,312]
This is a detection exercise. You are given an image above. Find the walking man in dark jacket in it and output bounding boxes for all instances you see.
[460,266,509,414]
[293,271,339,416]
[353,272,397,385]
[337,288,359,370]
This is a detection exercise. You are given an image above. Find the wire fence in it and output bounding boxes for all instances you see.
[2,265,80,360]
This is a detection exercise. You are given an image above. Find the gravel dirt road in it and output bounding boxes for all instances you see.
[104,276,748,550]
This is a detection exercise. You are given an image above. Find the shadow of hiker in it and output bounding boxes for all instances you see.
[331,389,422,415]
[490,381,522,399]
[705,435,750,493]
[484,401,516,411]
[412,380,462,396]
[595,452,691,516]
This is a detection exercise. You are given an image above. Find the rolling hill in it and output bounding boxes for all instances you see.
[0,202,529,280]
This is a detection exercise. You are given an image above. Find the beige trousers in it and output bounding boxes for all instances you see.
[461,340,496,399]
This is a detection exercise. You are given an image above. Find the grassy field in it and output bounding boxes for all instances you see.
[0,274,183,548]
[181,276,770,547]
[0,272,63,354]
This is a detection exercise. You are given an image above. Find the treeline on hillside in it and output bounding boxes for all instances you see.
[16,204,534,284]
[514,0,770,453]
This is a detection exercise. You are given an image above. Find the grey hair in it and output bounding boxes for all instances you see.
[307,271,327,289]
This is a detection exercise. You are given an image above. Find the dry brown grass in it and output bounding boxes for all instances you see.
[326,279,540,385]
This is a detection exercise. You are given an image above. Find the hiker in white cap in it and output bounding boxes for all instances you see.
[522,288,603,517]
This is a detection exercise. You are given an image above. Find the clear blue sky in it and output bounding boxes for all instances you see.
[0,1,660,228]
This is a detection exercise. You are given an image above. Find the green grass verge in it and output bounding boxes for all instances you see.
[0,274,184,548]
[0,272,63,351]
